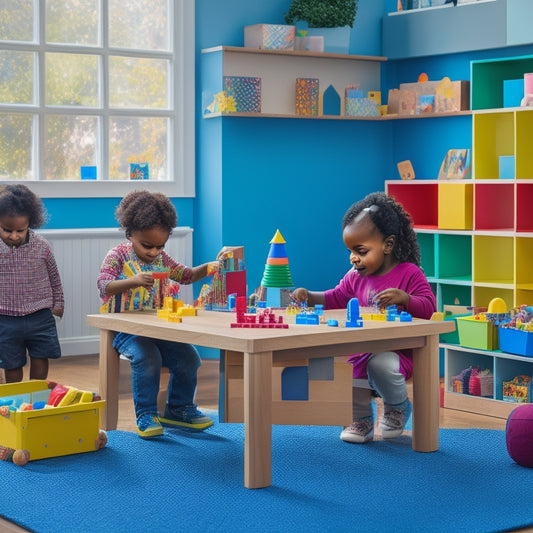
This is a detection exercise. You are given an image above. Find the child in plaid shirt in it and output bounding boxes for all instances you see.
[0,184,64,383]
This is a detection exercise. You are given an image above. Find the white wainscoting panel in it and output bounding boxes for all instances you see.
[37,227,193,356]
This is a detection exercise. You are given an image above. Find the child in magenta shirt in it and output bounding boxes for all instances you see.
[291,192,436,444]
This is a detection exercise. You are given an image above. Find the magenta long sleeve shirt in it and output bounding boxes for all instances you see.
[324,262,436,379]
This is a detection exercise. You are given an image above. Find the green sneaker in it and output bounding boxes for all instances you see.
[136,413,164,438]
[160,404,213,431]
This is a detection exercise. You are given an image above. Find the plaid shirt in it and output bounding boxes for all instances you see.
[97,241,193,306]
[0,230,64,316]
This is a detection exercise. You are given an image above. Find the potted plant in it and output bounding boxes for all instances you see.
[284,0,358,53]
[284,0,358,28]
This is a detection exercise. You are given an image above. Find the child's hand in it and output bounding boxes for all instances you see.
[207,261,220,275]
[290,288,309,304]
[374,288,409,309]
[52,308,64,318]
[133,272,154,290]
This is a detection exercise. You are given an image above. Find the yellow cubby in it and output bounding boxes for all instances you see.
[438,182,473,230]
[473,111,514,179]
[473,235,514,285]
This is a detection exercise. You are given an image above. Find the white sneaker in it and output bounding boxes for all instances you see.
[340,417,374,444]
[379,399,412,439]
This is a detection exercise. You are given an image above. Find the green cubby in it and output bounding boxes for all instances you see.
[471,54,533,110]
[416,231,435,279]
[438,283,472,310]
[436,233,472,281]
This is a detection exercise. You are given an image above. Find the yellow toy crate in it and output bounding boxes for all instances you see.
[0,381,106,464]
[456,315,499,350]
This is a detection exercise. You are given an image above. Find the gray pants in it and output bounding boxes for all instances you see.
[352,351,408,420]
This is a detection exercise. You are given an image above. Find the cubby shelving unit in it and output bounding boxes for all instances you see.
[386,54,533,418]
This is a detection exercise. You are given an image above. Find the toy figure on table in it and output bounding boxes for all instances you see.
[291,192,436,445]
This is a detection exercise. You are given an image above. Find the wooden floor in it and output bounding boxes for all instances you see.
[1,354,530,533]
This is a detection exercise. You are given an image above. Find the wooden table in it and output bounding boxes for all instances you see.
[87,310,454,489]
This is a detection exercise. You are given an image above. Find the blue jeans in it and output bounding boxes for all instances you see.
[112,332,201,420]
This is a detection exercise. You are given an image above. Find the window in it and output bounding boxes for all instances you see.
[0,0,194,198]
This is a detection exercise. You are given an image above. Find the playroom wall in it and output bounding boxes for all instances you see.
[37,0,533,356]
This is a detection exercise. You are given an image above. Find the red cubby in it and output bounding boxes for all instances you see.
[516,183,533,232]
[387,182,438,229]
[474,182,514,231]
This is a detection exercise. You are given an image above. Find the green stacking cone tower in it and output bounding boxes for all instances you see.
[260,229,294,288]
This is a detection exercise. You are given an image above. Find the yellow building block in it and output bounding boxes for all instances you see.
[168,313,182,323]
[157,309,170,319]
[176,305,197,317]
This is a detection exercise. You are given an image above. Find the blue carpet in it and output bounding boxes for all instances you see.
[0,418,531,533]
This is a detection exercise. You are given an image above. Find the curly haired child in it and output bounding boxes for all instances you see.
[97,190,217,438]
[291,192,436,444]
[0,184,64,383]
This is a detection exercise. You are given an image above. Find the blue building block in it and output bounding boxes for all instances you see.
[399,311,412,322]
[295,313,320,325]
[346,297,363,327]
[314,304,324,315]
[327,319,338,327]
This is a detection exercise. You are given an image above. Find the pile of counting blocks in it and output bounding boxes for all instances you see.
[231,296,288,329]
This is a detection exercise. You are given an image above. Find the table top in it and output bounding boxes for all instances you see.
[87,310,455,359]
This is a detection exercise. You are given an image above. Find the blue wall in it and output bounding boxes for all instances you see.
[194,0,389,295]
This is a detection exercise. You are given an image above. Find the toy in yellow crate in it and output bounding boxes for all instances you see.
[0,380,106,466]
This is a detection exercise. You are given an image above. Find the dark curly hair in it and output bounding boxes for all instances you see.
[342,191,420,266]
[115,190,177,237]
[0,184,46,228]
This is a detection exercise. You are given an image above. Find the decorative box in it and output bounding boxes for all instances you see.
[244,24,295,50]
[295,78,319,116]
[503,375,532,403]
[399,79,470,112]
[223,76,261,113]
[345,97,378,117]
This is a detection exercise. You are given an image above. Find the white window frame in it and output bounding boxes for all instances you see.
[0,0,195,198]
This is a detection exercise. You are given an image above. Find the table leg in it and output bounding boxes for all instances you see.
[243,350,273,489]
[98,329,119,430]
[411,334,439,452]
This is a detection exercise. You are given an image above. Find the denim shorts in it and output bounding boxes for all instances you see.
[0,309,61,370]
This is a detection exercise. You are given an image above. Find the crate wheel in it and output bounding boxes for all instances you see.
[12,449,30,466]
[96,429,107,450]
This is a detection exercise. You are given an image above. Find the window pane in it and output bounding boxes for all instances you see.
[0,113,34,180]
[0,0,34,42]
[109,116,167,181]
[44,114,98,180]
[46,0,99,46]
[109,56,168,109]
[46,53,99,107]
[109,0,170,51]
[0,51,34,104]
